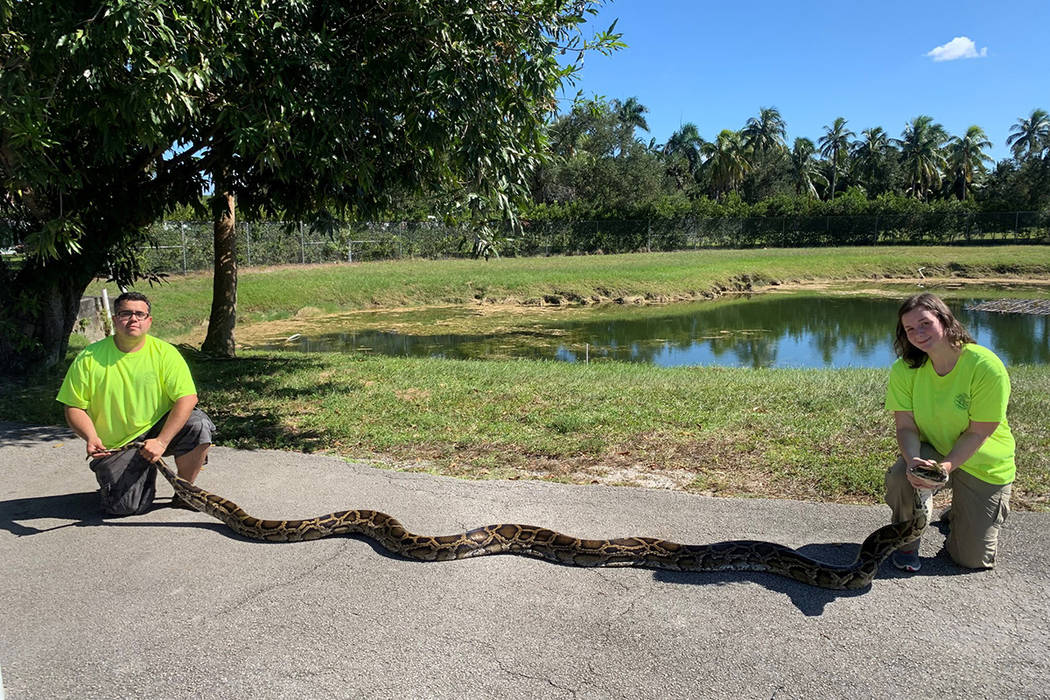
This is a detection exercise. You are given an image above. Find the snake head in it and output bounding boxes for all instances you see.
[908,461,949,487]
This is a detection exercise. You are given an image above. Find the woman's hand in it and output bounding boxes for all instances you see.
[907,457,948,489]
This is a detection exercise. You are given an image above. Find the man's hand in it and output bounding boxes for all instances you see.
[906,457,948,490]
[67,407,112,459]
[86,436,113,459]
[137,438,169,463]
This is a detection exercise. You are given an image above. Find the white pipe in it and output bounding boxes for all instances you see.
[100,288,114,335]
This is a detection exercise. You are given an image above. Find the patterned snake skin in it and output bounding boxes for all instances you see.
[152,450,946,590]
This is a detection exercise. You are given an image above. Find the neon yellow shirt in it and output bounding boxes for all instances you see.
[56,335,197,449]
[885,344,1015,485]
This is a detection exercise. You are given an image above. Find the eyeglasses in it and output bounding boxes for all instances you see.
[115,310,150,321]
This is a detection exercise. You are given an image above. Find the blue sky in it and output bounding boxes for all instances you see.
[562,0,1050,162]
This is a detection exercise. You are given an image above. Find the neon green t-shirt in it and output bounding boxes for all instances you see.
[56,335,197,449]
[885,343,1015,485]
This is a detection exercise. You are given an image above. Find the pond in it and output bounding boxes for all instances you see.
[251,292,1049,369]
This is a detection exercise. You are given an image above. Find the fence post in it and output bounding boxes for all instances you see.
[1015,211,1020,238]
[245,221,251,267]
[180,223,188,275]
[299,222,305,263]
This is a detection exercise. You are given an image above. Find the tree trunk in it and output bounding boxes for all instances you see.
[830,155,838,201]
[0,257,97,375]
[200,189,237,357]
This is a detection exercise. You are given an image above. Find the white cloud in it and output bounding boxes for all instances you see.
[926,36,988,62]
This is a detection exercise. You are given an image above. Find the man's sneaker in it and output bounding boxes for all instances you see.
[891,548,921,572]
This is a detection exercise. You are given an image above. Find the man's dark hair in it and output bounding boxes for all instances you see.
[113,291,151,315]
[893,292,974,368]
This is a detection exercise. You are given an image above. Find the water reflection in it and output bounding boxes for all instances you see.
[258,294,1049,368]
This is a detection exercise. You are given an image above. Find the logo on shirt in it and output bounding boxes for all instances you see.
[954,393,970,411]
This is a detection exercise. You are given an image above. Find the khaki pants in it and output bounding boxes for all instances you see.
[884,443,1011,569]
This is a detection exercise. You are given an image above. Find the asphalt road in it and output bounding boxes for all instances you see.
[2,421,1048,700]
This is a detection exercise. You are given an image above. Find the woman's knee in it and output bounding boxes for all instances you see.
[946,513,1002,569]
[947,541,997,570]
[884,456,911,496]
[946,471,1009,570]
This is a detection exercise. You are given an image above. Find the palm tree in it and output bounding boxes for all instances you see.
[701,129,750,199]
[850,127,893,195]
[662,123,705,189]
[1006,108,1050,161]
[612,97,650,157]
[818,117,854,199]
[788,137,827,198]
[740,107,788,200]
[947,125,993,200]
[896,115,948,200]
[741,107,787,157]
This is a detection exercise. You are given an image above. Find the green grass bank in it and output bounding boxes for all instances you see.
[6,354,1048,510]
[8,245,1048,510]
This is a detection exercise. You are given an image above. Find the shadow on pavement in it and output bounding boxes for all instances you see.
[0,491,102,536]
[0,421,71,447]
[0,491,231,538]
[652,538,978,615]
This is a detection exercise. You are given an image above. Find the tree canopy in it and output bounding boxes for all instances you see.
[0,0,619,372]
[524,97,1050,219]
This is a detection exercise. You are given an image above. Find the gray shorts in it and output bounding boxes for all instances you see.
[90,408,215,516]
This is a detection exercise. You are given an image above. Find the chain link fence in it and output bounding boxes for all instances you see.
[144,220,466,274]
[142,211,1050,274]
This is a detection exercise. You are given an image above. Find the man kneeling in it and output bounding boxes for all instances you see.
[57,291,215,515]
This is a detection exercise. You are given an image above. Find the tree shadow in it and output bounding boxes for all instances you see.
[185,354,330,451]
[1,353,333,452]
[0,421,73,447]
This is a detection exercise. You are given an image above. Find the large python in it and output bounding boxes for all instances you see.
[150,448,946,591]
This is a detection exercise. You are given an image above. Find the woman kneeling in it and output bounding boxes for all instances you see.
[884,293,1014,573]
